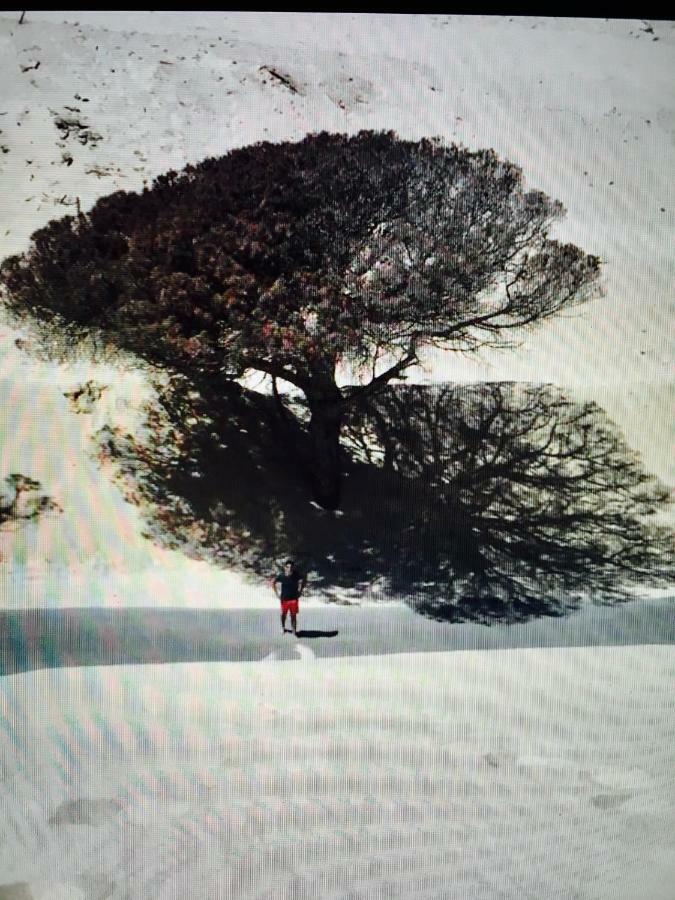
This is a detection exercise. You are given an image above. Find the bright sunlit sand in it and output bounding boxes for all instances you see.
[1,647,674,899]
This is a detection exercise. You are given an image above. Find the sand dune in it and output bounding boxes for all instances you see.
[0,13,673,899]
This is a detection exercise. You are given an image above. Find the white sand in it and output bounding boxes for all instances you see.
[1,646,674,899]
[0,14,673,898]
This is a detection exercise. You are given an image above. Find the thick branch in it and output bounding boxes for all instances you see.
[239,356,310,392]
[344,345,418,407]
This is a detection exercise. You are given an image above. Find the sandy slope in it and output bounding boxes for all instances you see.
[0,12,673,605]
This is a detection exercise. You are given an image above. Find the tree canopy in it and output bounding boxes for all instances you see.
[0,130,602,507]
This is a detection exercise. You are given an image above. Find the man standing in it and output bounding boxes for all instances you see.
[272,559,305,635]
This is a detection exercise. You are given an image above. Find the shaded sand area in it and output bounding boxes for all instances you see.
[1,645,674,899]
[1,596,674,675]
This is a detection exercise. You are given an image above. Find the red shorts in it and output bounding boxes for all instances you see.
[280,599,299,615]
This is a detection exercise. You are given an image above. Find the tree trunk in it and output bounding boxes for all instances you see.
[306,383,345,511]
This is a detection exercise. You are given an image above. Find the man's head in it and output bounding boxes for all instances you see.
[284,559,294,574]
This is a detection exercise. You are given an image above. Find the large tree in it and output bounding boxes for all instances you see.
[0,130,601,508]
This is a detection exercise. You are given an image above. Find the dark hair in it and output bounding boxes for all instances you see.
[284,559,294,566]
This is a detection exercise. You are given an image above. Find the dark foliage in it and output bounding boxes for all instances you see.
[1,131,601,508]
[96,379,673,623]
[0,473,62,526]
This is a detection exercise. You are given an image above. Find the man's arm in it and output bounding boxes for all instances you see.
[271,574,280,598]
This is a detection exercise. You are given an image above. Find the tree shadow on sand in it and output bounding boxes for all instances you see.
[97,378,673,624]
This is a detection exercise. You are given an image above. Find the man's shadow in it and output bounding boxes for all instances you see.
[291,629,339,639]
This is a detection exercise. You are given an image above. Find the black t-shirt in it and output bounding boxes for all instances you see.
[275,571,303,600]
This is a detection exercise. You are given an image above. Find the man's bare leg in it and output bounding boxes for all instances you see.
[291,612,297,635]
[281,611,287,633]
